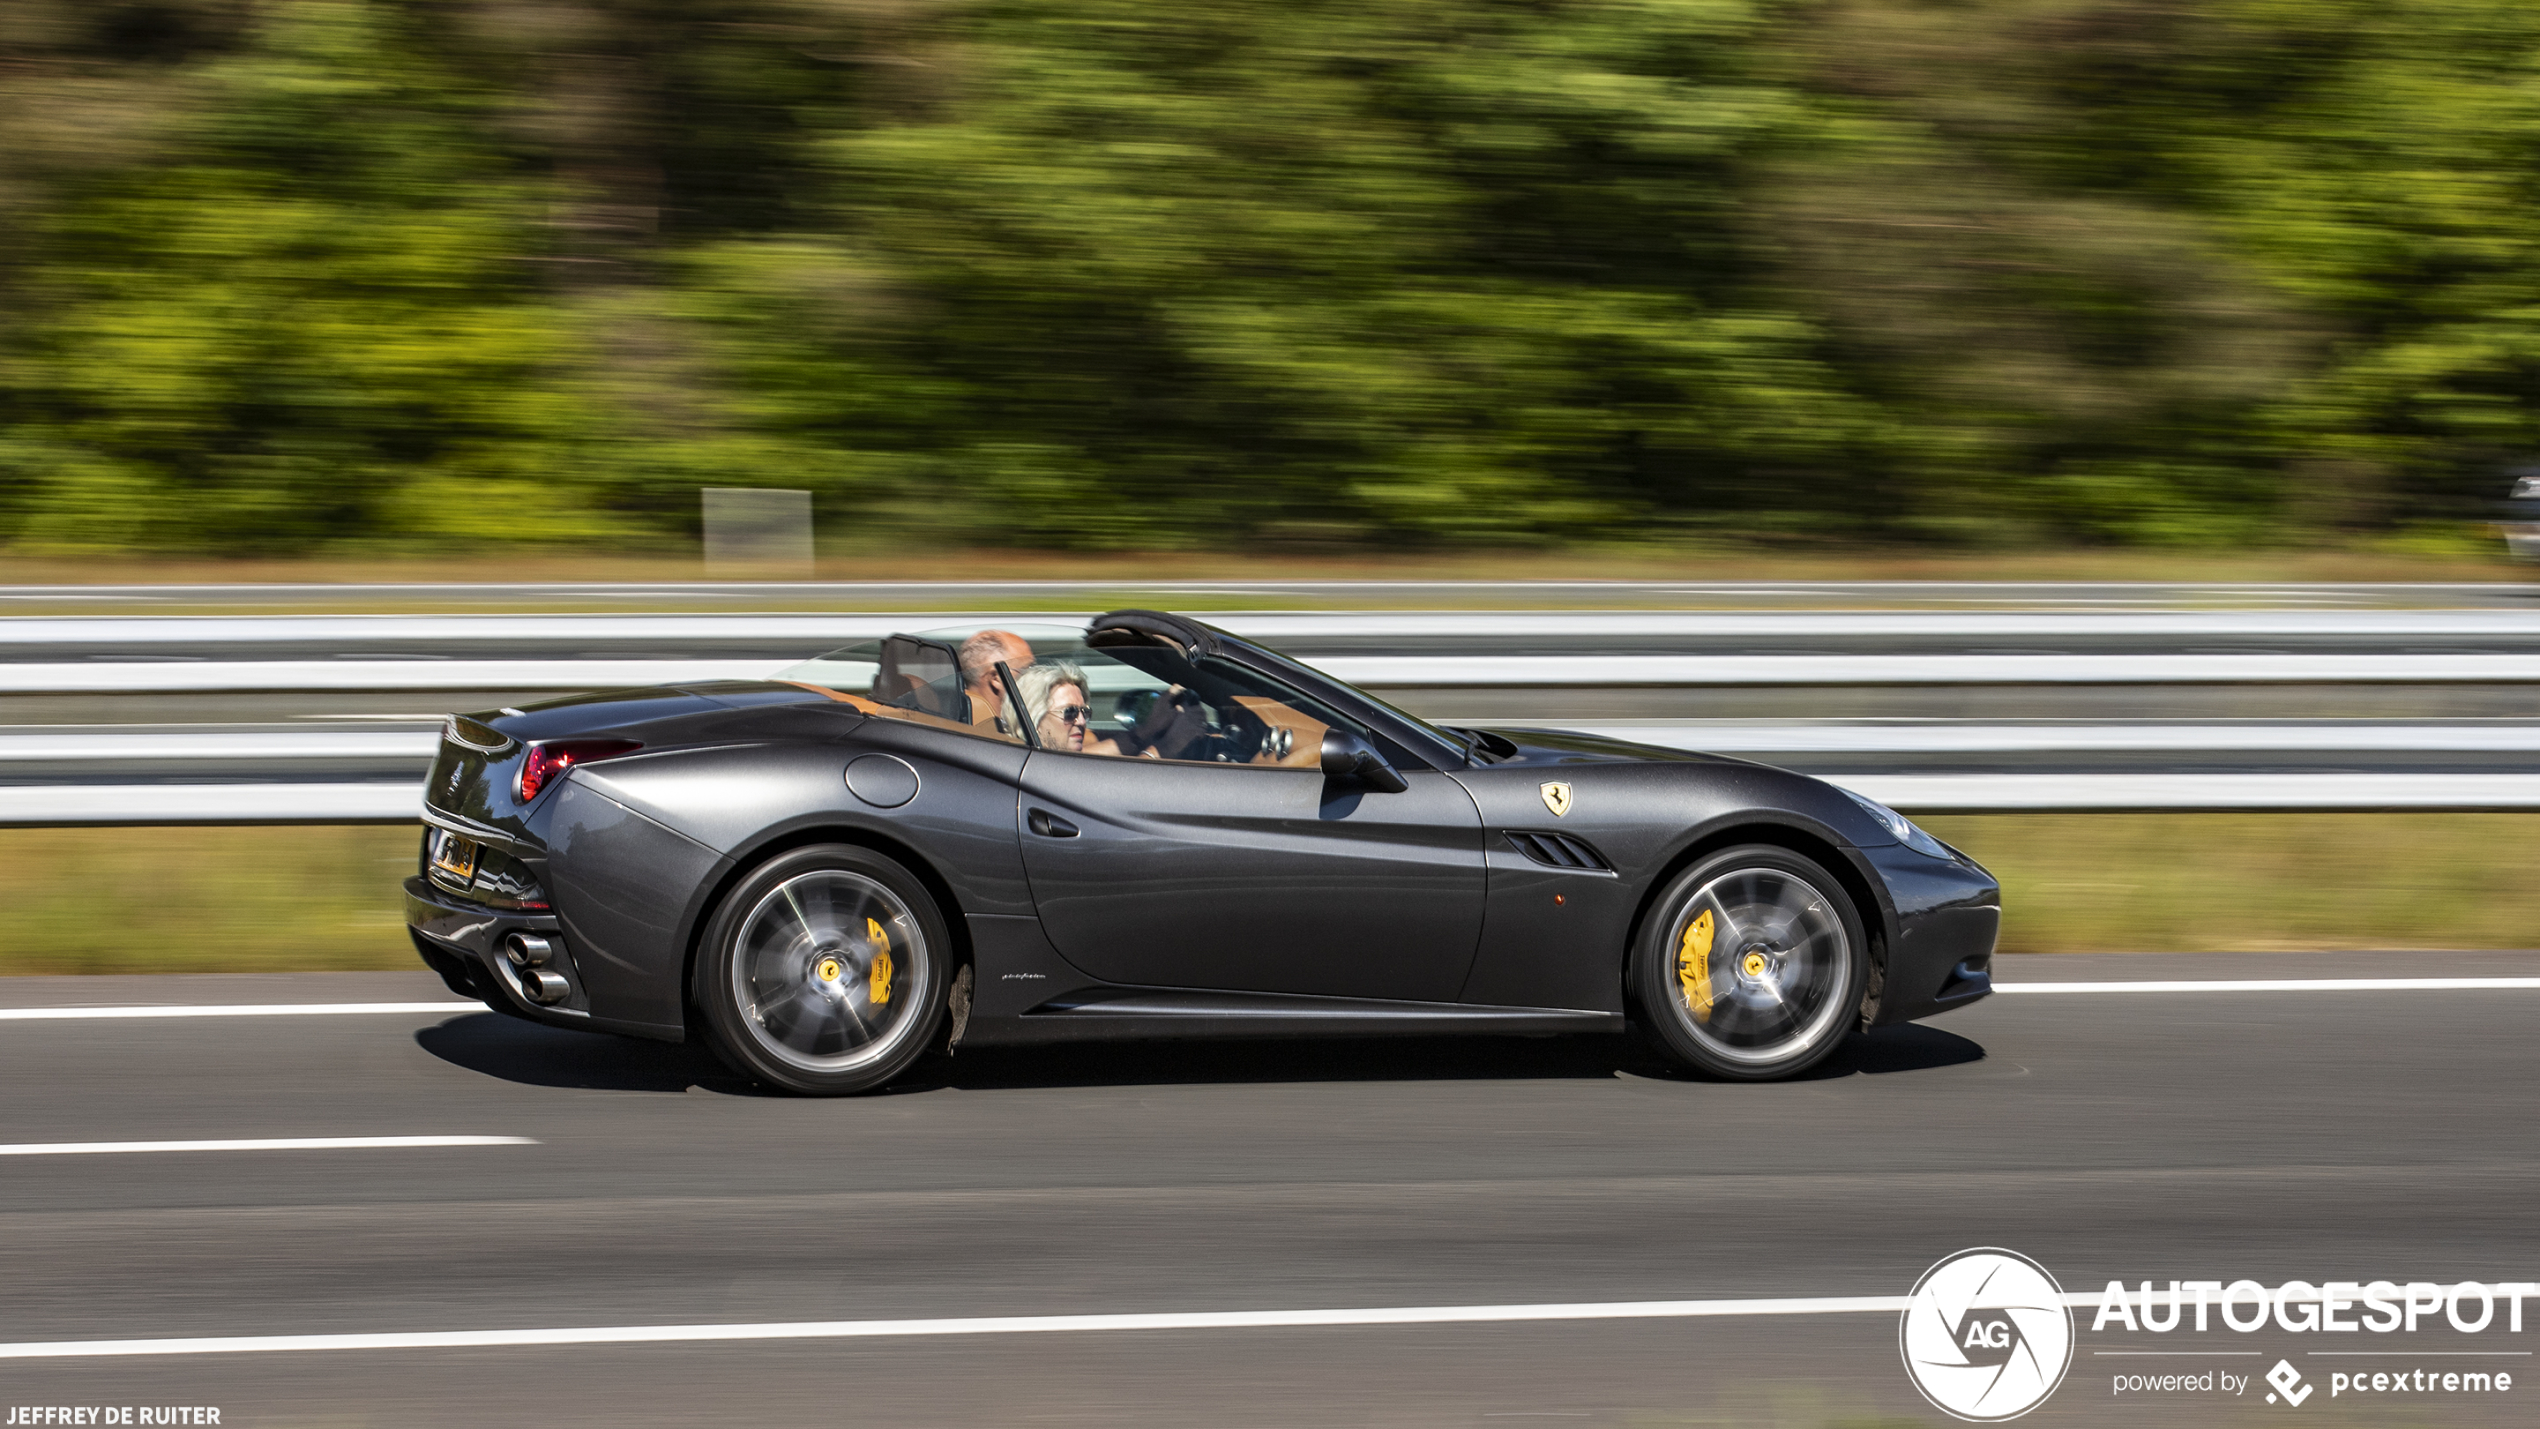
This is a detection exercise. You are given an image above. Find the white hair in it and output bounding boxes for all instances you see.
[1011,660,1089,728]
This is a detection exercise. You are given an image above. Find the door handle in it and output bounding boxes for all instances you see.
[1027,808,1079,838]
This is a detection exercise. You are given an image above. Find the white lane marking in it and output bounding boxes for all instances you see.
[0,1295,1917,1359]
[0,1136,533,1157]
[0,1288,2330,1361]
[2000,978,2540,993]
[0,1002,472,1021]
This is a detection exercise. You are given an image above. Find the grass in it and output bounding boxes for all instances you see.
[1926,813,2540,954]
[0,539,2529,614]
[0,825,420,975]
[0,815,2533,975]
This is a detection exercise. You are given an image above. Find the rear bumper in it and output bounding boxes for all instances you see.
[404,876,677,1041]
[1861,844,2000,1027]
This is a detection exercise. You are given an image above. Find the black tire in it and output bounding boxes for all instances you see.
[692,844,950,1095]
[1630,844,1868,1081]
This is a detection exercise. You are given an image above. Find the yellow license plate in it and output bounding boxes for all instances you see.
[429,830,478,885]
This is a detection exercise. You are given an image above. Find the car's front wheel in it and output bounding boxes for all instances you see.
[693,844,949,1095]
[1631,844,1868,1081]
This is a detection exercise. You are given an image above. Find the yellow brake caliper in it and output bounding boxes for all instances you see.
[1676,908,1716,1024]
[866,917,894,1005]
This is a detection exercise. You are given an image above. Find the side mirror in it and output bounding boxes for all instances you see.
[1319,730,1409,794]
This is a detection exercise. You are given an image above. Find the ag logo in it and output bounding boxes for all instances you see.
[1540,782,1572,817]
[1899,1248,2074,1422]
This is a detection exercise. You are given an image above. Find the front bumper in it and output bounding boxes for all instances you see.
[1860,843,2000,1026]
[403,875,607,1031]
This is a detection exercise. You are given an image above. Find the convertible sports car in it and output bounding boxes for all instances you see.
[405,609,1999,1093]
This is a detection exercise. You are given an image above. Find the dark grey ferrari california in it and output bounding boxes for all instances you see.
[405,609,1998,1093]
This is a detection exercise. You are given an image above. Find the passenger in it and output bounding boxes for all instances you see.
[1014,661,1094,752]
[1014,661,1144,756]
[956,630,1034,734]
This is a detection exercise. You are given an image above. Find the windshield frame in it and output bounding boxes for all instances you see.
[1207,635,1470,770]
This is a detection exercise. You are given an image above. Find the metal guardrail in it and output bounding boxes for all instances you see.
[1590,723,2540,754]
[11,607,2540,820]
[0,784,424,824]
[0,660,782,693]
[15,652,2540,693]
[0,731,439,761]
[11,723,2540,822]
[15,610,2540,692]
[14,724,2540,763]
[11,608,2540,642]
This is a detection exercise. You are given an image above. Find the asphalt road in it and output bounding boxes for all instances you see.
[1,953,2535,1427]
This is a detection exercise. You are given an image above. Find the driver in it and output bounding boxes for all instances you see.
[1117,685,1210,760]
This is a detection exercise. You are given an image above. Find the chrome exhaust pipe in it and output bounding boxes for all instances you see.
[501,933,568,1004]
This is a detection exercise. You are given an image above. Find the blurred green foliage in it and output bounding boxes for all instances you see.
[1,0,2537,552]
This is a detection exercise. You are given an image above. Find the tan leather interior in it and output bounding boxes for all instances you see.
[783,682,1022,743]
[1227,694,1327,767]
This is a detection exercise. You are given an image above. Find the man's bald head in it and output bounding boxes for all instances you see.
[958,630,1034,691]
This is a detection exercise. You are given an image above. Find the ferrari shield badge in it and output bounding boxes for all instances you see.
[1540,781,1573,817]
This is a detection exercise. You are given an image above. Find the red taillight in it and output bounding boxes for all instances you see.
[516,739,642,802]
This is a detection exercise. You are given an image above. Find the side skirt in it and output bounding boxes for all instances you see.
[957,987,1623,1047]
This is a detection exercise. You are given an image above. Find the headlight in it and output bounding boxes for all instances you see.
[1844,789,1954,860]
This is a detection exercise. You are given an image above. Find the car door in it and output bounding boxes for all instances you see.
[1014,647,1487,1003]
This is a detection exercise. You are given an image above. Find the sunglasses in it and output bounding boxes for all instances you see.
[1052,704,1091,724]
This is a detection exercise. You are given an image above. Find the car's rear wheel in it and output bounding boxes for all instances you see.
[693,844,948,1095]
[1631,844,1867,1081]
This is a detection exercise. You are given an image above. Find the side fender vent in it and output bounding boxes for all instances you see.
[1505,830,1613,873]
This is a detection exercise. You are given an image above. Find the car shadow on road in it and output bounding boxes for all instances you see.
[415,1011,1983,1096]
[1780,1022,1987,1081]
[415,1012,760,1095]
[901,1020,1983,1093]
